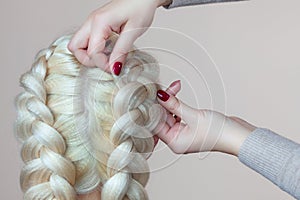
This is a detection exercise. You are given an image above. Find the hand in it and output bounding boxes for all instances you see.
[68,0,171,75]
[156,82,256,156]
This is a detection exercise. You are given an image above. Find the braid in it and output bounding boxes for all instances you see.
[98,44,166,200]
[15,34,166,200]
[15,37,77,199]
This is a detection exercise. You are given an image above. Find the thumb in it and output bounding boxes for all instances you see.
[109,25,143,76]
[157,90,196,125]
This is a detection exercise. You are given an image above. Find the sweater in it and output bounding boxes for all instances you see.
[239,128,300,199]
[164,0,246,9]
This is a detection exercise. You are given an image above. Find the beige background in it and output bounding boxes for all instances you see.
[1,0,300,199]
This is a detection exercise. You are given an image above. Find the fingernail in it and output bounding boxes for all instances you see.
[157,90,170,102]
[170,80,181,88]
[113,62,122,76]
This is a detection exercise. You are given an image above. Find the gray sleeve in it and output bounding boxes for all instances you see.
[238,128,300,199]
[163,0,247,9]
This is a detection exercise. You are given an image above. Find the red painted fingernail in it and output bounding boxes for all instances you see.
[113,62,122,76]
[157,90,170,102]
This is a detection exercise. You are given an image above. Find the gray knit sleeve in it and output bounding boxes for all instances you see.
[163,0,247,9]
[238,128,300,199]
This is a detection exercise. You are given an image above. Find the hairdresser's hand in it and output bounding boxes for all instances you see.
[68,0,171,74]
[156,85,256,156]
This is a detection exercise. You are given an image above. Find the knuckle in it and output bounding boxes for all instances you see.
[111,49,127,62]
[102,25,112,38]
[86,49,94,58]
[82,57,94,67]
[67,41,75,52]
[87,46,101,58]
[168,99,180,113]
[116,48,128,56]
[90,11,109,25]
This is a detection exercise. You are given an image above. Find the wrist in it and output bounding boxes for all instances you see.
[215,116,256,156]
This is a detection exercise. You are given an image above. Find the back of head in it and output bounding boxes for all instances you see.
[15,34,166,200]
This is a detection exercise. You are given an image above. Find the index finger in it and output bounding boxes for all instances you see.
[87,22,112,70]
[68,23,95,67]
[157,90,196,124]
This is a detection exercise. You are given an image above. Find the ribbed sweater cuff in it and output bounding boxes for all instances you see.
[238,128,300,199]
[163,0,246,9]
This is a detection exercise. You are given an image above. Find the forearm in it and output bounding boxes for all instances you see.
[213,116,256,156]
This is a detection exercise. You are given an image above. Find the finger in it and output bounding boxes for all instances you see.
[165,80,181,96]
[87,22,112,70]
[156,122,187,147]
[157,90,196,124]
[68,23,95,66]
[166,113,181,126]
[165,80,181,121]
[165,79,181,109]
[166,113,176,127]
[155,80,181,128]
[73,50,95,67]
[109,25,144,74]
[68,22,90,52]
[91,52,109,72]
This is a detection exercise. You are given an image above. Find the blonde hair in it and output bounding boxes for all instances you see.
[15,34,166,199]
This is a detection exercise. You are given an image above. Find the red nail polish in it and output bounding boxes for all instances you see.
[157,90,170,102]
[113,62,122,76]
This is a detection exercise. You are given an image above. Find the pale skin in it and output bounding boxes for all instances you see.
[78,80,256,199]
[155,80,256,156]
[68,0,171,73]
[71,0,256,198]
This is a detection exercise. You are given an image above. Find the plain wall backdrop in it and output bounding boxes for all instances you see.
[1,0,300,199]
